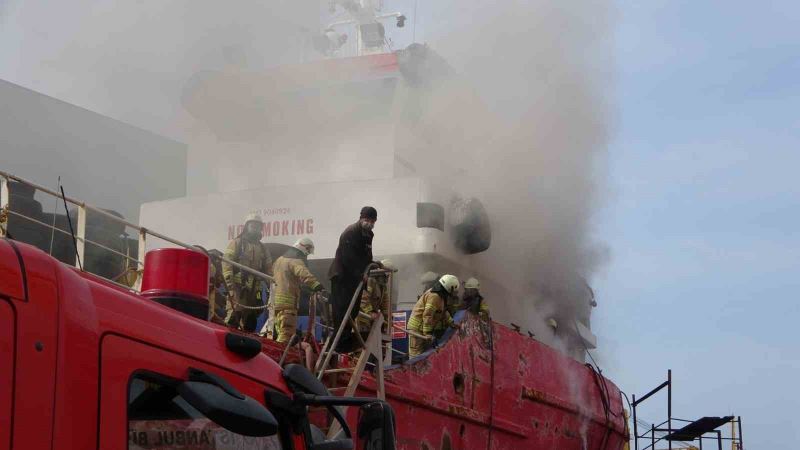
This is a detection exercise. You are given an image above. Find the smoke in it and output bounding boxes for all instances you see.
[0,0,613,351]
[403,0,614,337]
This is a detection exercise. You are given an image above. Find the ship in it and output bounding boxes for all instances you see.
[0,1,629,448]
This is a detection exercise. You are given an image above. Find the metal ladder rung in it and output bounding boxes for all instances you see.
[323,368,356,374]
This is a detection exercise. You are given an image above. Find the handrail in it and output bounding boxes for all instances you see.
[315,263,378,379]
[354,310,431,341]
[0,170,274,289]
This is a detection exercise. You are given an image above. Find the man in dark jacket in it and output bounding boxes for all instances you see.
[328,206,378,352]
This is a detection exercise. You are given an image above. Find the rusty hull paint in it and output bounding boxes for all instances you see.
[264,314,627,450]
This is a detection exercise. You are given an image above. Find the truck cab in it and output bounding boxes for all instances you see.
[0,238,395,450]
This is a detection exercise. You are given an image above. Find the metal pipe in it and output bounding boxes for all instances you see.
[2,171,275,287]
[632,380,669,406]
[5,210,142,266]
[668,369,672,450]
[737,416,743,450]
[716,430,722,450]
[278,334,299,367]
[651,424,655,449]
[632,394,638,450]
[0,171,142,229]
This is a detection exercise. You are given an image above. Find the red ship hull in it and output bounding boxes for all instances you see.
[264,315,628,450]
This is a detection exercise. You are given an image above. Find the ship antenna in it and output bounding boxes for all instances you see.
[60,183,83,271]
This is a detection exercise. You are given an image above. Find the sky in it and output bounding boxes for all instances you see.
[592,1,800,448]
[1,0,799,448]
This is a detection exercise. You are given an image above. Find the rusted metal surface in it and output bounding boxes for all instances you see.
[262,313,628,449]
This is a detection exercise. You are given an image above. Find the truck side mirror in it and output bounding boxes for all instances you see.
[178,368,279,437]
[283,363,330,396]
[357,401,396,450]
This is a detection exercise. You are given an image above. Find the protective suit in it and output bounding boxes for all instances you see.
[271,245,323,343]
[222,215,273,332]
[407,275,458,357]
[461,278,489,320]
[357,275,390,334]
[462,293,490,319]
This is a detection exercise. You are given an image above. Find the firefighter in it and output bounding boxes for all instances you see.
[419,271,439,295]
[356,259,396,340]
[270,237,325,343]
[328,206,379,352]
[407,274,459,357]
[222,213,274,332]
[461,277,490,320]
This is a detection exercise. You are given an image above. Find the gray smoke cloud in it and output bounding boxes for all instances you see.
[404,0,613,340]
[0,0,612,351]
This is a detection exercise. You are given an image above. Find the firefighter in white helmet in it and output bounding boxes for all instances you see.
[356,259,396,340]
[222,213,274,332]
[461,277,490,320]
[269,237,325,343]
[407,274,459,357]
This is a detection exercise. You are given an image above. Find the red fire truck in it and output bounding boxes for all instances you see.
[0,237,395,450]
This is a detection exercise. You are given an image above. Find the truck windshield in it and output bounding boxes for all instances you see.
[128,374,283,450]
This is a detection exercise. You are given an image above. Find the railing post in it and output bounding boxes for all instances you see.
[76,205,87,269]
[651,424,655,449]
[384,270,394,366]
[632,394,638,450]
[668,369,672,450]
[137,229,147,267]
[0,176,8,237]
[737,416,743,450]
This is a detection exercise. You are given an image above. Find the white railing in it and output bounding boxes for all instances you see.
[0,170,273,291]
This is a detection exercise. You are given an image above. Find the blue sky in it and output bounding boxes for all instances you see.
[594,1,800,447]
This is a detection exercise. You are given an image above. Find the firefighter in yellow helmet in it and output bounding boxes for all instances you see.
[407,274,459,357]
[356,259,396,340]
[461,277,490,320]
[222,213,274,332]
[270,237,325,343]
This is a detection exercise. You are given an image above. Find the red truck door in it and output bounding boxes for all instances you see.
[98,334,290,450]
[0,299,14,450]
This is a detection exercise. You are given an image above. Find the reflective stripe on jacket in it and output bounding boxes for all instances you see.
[272,250,321,310]
[408,289,452,336]
[357,276,389,332]
[221,236,273,290]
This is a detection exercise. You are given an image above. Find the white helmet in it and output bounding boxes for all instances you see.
[420,271,439,285]
[438,274,460,295]
[464,277,480,290]
[380,259,397,272]
[244,212,263,224]
[293,237,315,255]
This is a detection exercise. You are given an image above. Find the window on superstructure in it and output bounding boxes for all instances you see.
[416,202,444,231]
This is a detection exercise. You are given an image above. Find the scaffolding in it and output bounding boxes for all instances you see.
[631,370,744,450]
